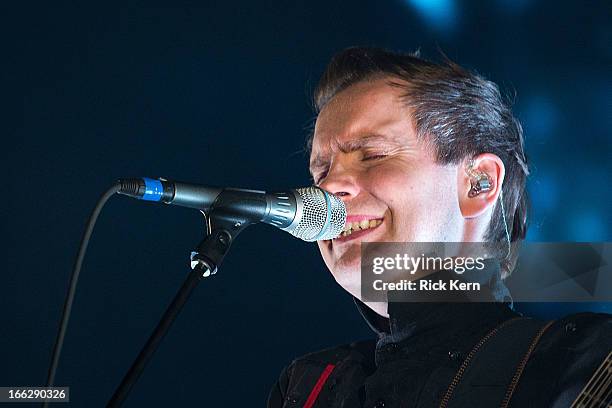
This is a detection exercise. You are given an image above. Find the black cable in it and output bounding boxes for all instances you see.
[42,183,120,408]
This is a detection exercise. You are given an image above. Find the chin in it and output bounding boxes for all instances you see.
[332,271,361,299]
[327,256,361,293]
[319,236,381,297]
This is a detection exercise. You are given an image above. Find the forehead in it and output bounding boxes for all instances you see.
[310,78,416,164]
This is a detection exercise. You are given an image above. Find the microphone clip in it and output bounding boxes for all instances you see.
[190,198,256,277]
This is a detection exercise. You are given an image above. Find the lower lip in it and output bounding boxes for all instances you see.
[332,222,383,244]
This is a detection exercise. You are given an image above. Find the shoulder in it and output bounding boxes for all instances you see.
[284,338,376,374]
[521,312,611,407]
[539,311,611,350]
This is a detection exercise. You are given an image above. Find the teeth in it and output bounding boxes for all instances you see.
[338,219,382,238]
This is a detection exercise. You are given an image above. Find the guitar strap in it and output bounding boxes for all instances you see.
[442,317,555,408]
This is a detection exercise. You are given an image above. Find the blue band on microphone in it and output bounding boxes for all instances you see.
[313,189,332,241]
[142,177,164,201]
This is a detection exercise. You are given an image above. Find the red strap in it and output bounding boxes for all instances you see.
[303,364,336,408]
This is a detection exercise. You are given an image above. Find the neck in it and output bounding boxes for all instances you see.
[356,258,512,319]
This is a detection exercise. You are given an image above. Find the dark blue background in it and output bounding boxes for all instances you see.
[3,1,610,406]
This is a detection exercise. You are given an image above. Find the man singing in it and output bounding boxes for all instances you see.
[268,47,611,408]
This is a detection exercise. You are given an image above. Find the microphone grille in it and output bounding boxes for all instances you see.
[289,187,346,242]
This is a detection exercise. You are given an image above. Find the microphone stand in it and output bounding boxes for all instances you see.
[107,209,252,407]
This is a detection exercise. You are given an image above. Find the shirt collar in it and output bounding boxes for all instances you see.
[354,259,515,340]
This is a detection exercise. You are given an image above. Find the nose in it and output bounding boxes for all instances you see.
[318,160,360,203]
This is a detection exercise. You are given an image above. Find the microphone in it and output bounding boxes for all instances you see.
[117,177,346,242]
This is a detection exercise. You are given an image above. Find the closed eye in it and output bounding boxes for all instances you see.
[362,154,387,161]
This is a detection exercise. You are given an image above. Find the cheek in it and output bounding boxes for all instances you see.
[362,162,459,238]
[363,163,418,208]
[360,164,417,234]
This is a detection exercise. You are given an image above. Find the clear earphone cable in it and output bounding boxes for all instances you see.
[499,189,512,259]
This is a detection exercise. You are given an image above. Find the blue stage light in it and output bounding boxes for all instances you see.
[522,95,559,140]
[405,0,457,32]
[569,211,607,241]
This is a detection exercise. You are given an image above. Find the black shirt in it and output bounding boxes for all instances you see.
[268,264,611,407]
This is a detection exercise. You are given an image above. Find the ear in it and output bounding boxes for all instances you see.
[458,153,505,218]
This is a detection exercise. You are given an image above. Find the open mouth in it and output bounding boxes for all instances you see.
[329,217,384,243]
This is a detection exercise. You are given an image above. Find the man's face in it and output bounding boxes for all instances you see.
[309,78,464,298]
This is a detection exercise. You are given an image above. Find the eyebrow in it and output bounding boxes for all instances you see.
[309,133,402,171]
